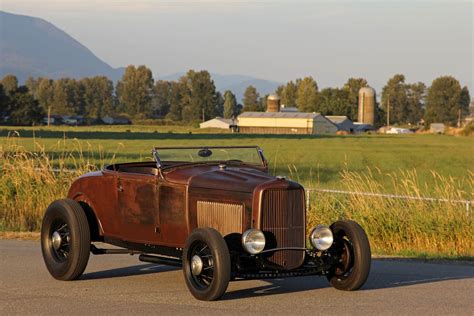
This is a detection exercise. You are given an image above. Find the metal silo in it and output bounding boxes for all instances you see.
[266,94,281,113]
[358,87,376,125]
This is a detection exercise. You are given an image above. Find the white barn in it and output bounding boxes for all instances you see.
[200,117,234,129]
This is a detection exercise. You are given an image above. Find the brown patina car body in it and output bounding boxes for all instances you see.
[41,146,371,301]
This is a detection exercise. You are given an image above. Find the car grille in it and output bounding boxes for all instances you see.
[261,188,305,270]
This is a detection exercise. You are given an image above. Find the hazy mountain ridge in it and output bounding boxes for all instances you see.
[0,11,124,82]
[0,10,280,100]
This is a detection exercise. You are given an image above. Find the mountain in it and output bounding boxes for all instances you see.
[161,72,281,103]
[0,11,124,82]
[0,10,281,100]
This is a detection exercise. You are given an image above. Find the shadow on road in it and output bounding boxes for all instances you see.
[78,259,473,300]
[223,259,474,300]
[80,264,179,281]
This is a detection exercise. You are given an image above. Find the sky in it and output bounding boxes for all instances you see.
[1,0,473,92]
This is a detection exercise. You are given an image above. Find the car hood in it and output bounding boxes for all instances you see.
[164,165,275,193]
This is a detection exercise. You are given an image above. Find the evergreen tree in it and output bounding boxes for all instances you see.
[215,91,224,117]
[8,86,44,125]
[242,85,261,111]
[296,76,318,112]
[0,84,9,120]
[223,90,237,118]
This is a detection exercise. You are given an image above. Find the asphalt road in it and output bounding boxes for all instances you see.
[1,240,473,315]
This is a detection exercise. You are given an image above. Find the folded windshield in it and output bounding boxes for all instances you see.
[152,146,265,168]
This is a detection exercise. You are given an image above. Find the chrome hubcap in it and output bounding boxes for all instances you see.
[191,255,203,276]
[51,231,62,250]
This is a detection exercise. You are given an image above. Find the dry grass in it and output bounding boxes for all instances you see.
[307,168,474,258]
[1,140,472,258]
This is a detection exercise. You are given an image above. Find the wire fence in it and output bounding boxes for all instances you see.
[2,166,472,214]
[305,188,473,214]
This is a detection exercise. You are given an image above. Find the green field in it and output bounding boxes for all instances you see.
[1,125,473,257]
[1,125,473,194]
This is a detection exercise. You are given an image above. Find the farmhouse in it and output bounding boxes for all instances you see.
[199,117,235,129]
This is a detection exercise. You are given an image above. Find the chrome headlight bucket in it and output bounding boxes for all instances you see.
[242,229,266,254]
[310,225,334,251]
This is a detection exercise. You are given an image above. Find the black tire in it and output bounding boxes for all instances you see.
[327,220,371,291]
[182,228,231,301]
[41,199,91,280]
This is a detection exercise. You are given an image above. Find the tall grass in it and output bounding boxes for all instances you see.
[306,168,474,258]
[0,138,120,231]
[1,140,472,258]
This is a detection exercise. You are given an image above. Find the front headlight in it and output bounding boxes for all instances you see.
[310,225,334,251]
[242,229,266,254]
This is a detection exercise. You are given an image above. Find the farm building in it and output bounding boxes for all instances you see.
[430,123,445,134]
[238,112,338,134]
[199,117,234,129]
[325,116,355,133]
[102,115,131,125]
[237,94,337,135]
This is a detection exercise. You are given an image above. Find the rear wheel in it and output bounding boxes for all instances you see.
[327,220,371,291]
[41,199,91,280]
[182,228,230,301]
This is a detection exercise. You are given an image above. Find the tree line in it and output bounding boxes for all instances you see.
[0,65,471,127]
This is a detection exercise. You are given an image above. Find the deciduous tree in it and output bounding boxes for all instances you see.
[296,76,318,112]
[343,78,368,120]
[425,76,463,126]
[381,74,408,124]
[1,74,18,96]
[116,65,154,118]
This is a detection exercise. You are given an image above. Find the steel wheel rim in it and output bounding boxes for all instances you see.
[50,219,71,262]
[334,236,354,280]
[189,240,214,289]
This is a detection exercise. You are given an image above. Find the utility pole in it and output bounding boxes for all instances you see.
[47,106,51,126]
[202,108,205,122]
[457,108,462,127]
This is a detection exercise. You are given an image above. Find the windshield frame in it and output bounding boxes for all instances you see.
[152,146,267,170]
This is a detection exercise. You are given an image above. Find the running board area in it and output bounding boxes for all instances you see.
[90,244,140,255]
[139,254,182,267]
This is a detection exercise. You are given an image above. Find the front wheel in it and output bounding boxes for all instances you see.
[41,199,91,280]
[182,228,231,301]
[326,220,371,291]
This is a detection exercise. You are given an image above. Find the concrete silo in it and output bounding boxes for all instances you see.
[358,87,376,125]
[266,94,281,113]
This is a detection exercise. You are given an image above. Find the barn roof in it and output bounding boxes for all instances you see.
[325,116,350,124]
[238,112,321,119]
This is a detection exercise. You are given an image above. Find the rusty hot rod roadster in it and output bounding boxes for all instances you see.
[41,146,371,301]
